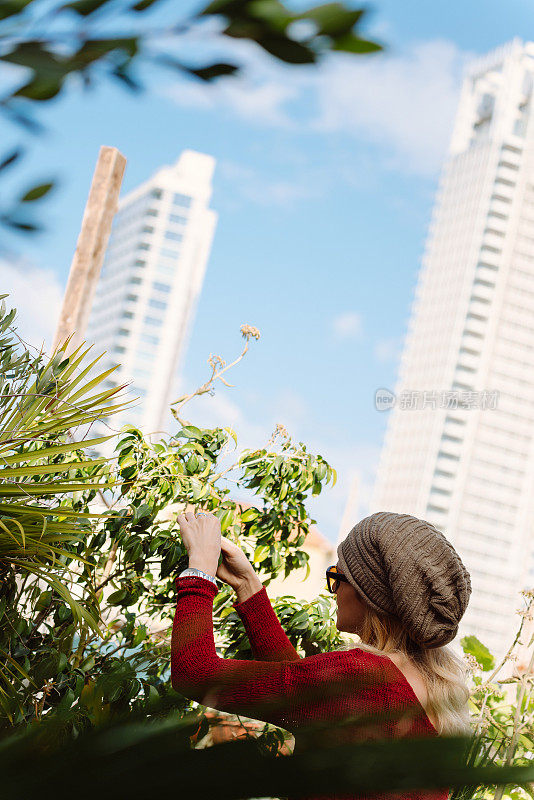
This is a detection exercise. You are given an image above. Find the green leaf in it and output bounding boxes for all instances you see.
[461,635,495,671]
[186,454,199,473]
[1,217,40,232]
[331,34,383,54]
[133,504,152,523]
[188,62,239,81]
[253,544,270,563]
[35,590,53,612]
[108,589,127,605]
[220,508,234,532]
[56,688,75,711]
[240,508,258,522]
[62,0,111,15]
[315,462,327,481]
[180,425,203,440]
[190,477,202,500]
[297,4,364,37]
[198,0,237,15]
[133,624,147,647]
[14,77,63,101]
[131,0,158,9]
[20,182,54,202]
[0,0,33,21]
[289,609,309,630]
[0,148,23,172]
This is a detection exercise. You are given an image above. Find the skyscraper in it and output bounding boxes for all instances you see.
[85,149,217,439]
[370,39,534,658]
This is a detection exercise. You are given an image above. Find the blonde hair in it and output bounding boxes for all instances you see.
[346,603,471,736]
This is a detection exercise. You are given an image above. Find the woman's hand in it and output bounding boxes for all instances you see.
[176,510,221,577]
[217,537,262,600]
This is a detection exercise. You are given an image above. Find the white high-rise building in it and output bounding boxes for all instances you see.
[85,149,217,439]
[370,40,534,659]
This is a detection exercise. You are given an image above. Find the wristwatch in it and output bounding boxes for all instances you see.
[178,567,218,587]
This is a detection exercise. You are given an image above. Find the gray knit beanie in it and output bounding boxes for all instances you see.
[337,512,471,649]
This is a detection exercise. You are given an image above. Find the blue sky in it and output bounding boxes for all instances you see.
[2,0,534,542]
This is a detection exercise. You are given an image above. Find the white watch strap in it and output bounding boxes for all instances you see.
[178,567,218,586]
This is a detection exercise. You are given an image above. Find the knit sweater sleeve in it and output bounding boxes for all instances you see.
[232,586,301,662]
[171,576,391,732]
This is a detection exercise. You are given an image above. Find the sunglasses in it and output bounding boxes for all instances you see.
[325,565,350,594]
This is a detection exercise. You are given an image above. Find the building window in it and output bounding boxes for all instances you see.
[491,193,512,204]
[430,486,452,496]
[160,247,179,259]
[129,277,142,285]
[498,160,519,171]
[146,208,159,216]
[126,293,138,302]
[118,328,130,336]
[114,345,126,354]
[149,298,167,310]
[153,281,171,293]
[142,225,155,234]
[437,450,460,461]
[144,316,162,327]
[495,176,515,188]
[134,259,146,267]
[156,262,176,276]
[173,192,192,208]
[122,311,134,319]
[169,213,187,225]
[151,188,163,199]
[138,243,150,251]
[473,278,495,289]
[164,231,183,242]
[502,143,522,155]
[141,333,159,345]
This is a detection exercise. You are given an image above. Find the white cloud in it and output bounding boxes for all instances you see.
[163,39,473,175]
[218,158,322,207]
[164,38,472,177]
[374,336,401,363]
[332,311,363,340]
[0,259,63,353]
[164,75,298,127]
[311,40,471,176]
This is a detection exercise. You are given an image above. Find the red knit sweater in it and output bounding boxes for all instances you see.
[171,576,449,800]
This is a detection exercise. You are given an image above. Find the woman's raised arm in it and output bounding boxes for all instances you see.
[171,575,385,732]
[232,582,301,662]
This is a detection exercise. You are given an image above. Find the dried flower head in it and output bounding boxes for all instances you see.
[270,423,290,442]
[520,588,534,600]
[208,353,226,370]
[240,324,261,341]
[463,653,481,673]
[516,608,534,620]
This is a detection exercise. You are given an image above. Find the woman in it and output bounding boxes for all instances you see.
[171,510,472,799]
